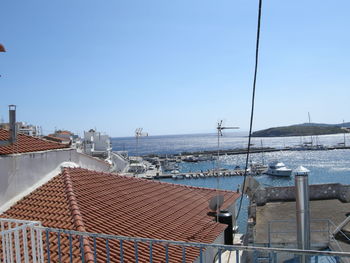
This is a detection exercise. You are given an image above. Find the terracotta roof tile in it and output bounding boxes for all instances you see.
[1,168,240,262]
[0,129,69,155]
[44,135,71,143]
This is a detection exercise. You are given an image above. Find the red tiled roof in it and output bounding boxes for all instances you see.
[0,129,69,155]
[56,130,72,135]
[44,135,71,143]
[2,168,239,262]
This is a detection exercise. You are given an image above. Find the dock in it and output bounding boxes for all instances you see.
[146,168,266,180]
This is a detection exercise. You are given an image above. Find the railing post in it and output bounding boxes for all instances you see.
[182,246,186,263]
[37,226,44,263]
[149,241,153,263]
[1,221,5,263]
[80,235,85,263]
[165,244,169,263]
[8,222,13,262]
[22,225,29,263]
[273,251,277,263]
[105,238,110,262]
[93,236,97,263]
[69,233,73,263]
[134,241,139,262]
[119,239,124,263]
[57,231,62,262]
[46,229,51,263]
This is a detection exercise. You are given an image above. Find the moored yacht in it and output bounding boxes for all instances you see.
[265,161,292,177]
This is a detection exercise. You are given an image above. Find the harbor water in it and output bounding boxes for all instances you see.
[112,133,350,232]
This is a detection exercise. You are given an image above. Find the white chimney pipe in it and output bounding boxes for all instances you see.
[294,166,311,263]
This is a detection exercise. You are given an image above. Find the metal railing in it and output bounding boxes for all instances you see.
[1,218,350,263]
[0,218,44,263]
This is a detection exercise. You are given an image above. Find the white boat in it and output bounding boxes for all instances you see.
[249,161,268,174]
[265,161,292,177]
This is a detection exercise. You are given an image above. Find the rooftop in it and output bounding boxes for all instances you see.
[44,135,71,143]
[0,129,69,155]
[1,167,239,262]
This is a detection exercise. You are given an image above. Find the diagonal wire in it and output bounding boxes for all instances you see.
[235,0,263,225]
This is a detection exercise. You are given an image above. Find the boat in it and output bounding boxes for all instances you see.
[171,173,183,179]
[182,155,198,162]
[162,161,178,172]
[249,161,268,174]
[265,161,292,177]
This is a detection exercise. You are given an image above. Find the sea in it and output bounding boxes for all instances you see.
[111,132,350,232]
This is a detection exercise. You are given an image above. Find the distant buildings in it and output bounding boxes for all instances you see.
[83,129,112,158]
[0,121,41,137]
[44,130,74,145]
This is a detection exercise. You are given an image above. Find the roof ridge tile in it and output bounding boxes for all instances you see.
[62,168,94,263]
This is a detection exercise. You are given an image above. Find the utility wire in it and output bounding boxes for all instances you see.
[235,0,263,223]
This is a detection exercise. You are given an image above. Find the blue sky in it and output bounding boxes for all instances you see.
[1,0,349,137]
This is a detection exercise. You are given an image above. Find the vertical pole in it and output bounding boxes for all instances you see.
[294,166,311,263]
[9,105,17,144]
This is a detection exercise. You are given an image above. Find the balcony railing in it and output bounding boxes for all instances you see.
[1,218,44,263]
[1,218,350,263]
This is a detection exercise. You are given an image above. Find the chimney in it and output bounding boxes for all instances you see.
[294,166,311,263]
[9,105,17,143]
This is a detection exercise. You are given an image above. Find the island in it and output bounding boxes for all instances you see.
[252,124,350,137]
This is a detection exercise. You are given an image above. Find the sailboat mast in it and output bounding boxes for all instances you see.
[260,139,265,165]
[343,120,346,147]
[308,112,313,146]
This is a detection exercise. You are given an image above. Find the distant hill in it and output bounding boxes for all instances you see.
[252,124,350,137]
[295,122,350,128]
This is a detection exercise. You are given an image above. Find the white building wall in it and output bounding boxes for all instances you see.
[0,149,110,212]
[84,131,110,152]
[110,152,129,173]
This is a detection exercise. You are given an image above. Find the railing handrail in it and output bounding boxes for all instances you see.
[37,226,350,258]
[0,218,42,225]
[2,218,350,262]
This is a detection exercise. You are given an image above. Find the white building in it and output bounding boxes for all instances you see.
[83,129,112,158]
[0,121,41,136]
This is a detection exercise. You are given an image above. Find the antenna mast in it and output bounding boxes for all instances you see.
[216,120,239,177]
[135,128,148,157]
[215,120,239,221]
[216,120,239,159]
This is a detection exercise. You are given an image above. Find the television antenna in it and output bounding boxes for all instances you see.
[216,120,239,165]
[135,128,148,158]
[214,121,239,219]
